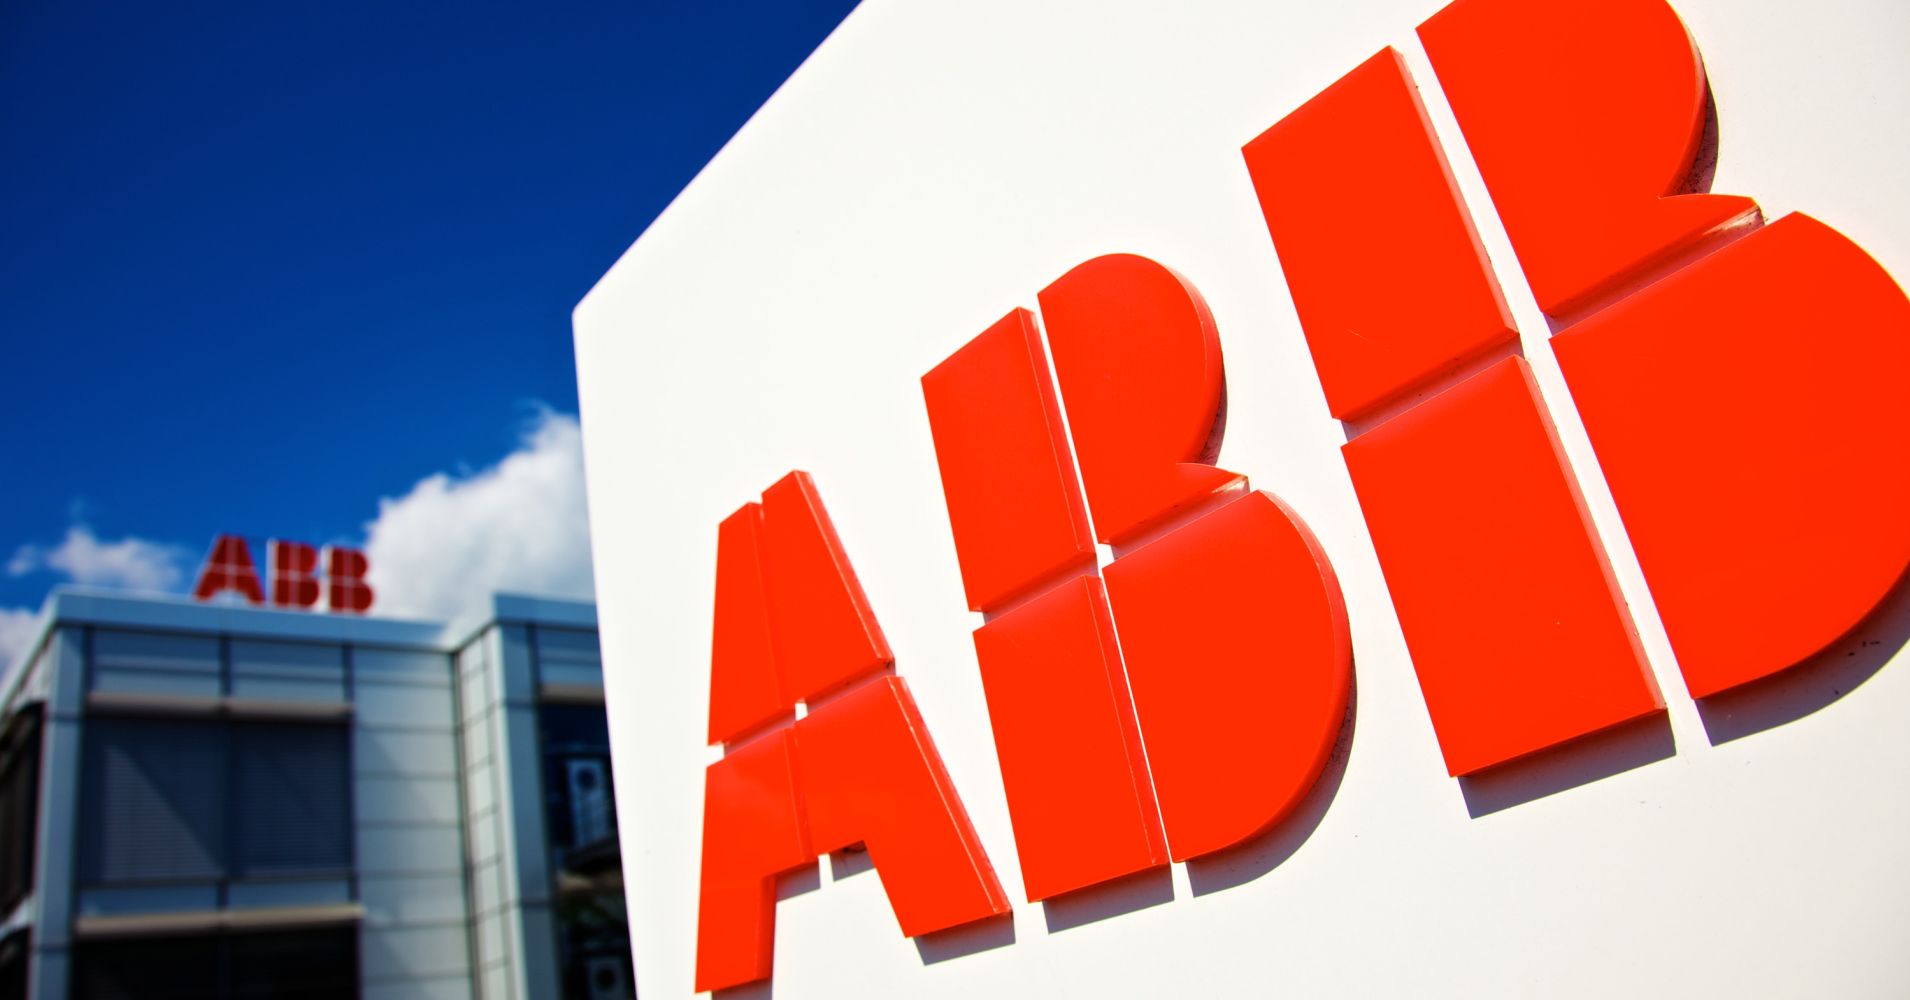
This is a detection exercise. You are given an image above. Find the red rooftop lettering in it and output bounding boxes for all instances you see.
[270,540,322,609]
[191,535,375,615]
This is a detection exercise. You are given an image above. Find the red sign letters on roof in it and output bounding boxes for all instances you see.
[192,534,374,614]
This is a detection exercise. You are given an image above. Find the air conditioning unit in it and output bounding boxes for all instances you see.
[583,953,631,1000]
[566,757,612,847]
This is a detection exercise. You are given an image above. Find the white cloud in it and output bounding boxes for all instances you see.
[6,525,191,592]
[0,606,40,677]
[362,409,594,620]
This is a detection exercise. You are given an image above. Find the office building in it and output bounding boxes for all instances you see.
[0,589,631,999]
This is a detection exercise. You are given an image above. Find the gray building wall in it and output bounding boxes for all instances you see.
[459,622,553,1000]
[353,644,474,1000]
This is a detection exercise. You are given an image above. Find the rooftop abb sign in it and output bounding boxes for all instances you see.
[692,0,1910,990]
[191,534,374,614]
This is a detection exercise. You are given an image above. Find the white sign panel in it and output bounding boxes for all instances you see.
[574,1,1910,996]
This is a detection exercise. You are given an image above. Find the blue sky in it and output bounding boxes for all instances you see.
[0,0,860,634]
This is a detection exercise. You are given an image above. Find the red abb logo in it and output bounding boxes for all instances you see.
[1245,0,1910,773]
[922,255,1350,895]
[693,0,1910,990]
[697,473,1007,991]
[192,534,374,614]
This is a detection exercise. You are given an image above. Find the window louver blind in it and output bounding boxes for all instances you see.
[80,719,226,883]
[80,718,350,884]
[233,723,350,875]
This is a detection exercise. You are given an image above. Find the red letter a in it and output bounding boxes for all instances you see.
[192,535,264,605]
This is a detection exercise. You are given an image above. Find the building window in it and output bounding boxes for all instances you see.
[80,718,224,884]
[229,640,346,703]
[0,927,25,1000]
[79,718,350,895]
[0,706,42,915]
[533,628,602,689]
[87,630,351,706]
[540,704,618,859]
[232,724,351,877]
[71,926,357,1000]
[539,702,632,1000]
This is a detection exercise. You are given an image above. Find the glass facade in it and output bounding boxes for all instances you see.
[230,640,346,703]
[88,630,220,700]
